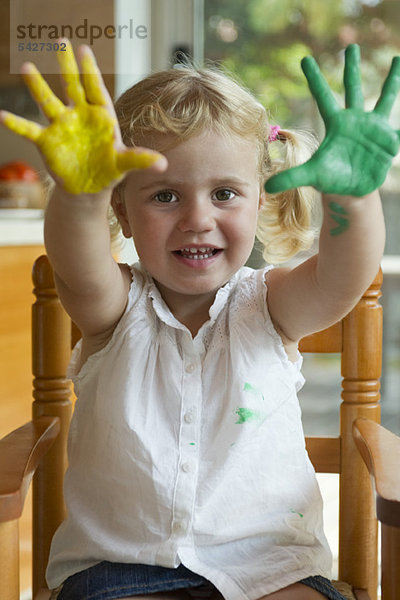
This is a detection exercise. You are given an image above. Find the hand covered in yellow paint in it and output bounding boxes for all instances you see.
[0,40,167,194]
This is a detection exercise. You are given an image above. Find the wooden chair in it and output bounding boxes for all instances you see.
[0,255,400,600]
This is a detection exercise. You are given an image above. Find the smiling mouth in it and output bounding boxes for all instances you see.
[174,247,221,260]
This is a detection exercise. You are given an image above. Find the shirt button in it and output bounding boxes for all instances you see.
[181,462,191,473]
[185,363,195,374]
[172,521,185,533]
[184,411,194,423]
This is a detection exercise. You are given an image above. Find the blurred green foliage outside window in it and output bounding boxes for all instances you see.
[204,0,400,126]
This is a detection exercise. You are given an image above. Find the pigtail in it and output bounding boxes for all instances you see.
[256,128,319,264]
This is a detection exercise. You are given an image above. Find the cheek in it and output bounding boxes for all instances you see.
[244,201,261,230]
[130,211,168,252]
[245,206,261,246]
[227,209,258,250]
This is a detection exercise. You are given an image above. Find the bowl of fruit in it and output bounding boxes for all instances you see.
[0,161,45,209]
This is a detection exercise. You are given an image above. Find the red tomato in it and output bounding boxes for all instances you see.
[0,161,39,182]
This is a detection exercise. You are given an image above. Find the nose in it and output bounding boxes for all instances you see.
[177,197,216,233]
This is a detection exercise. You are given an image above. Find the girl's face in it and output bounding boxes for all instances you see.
[113,130,262,316]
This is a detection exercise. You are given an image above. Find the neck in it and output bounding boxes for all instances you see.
[179,309,211,337]
[154,281,217,337]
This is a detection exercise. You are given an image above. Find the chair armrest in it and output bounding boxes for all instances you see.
[353,418,400,527]
[0,416,60,522]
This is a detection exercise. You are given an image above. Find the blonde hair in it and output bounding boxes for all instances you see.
[113,65,317,264]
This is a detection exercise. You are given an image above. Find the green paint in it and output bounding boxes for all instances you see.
[235,408,264,424]
[243,382,265,401]
[290,508,304,518]
[265,45,400,197]
[328,201,348,215]
[235,383,267,424]
[329,212,350,236]
[189,442,195,446]
[329,201,349,236]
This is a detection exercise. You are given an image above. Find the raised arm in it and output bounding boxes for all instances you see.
[0,41,166,338]
[265,45,400,343]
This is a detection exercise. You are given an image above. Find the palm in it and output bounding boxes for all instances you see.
[0,41,165,194]
[41,102,120,192]
[265,45,400,197]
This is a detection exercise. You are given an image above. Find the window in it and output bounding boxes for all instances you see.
[204,0,400,435]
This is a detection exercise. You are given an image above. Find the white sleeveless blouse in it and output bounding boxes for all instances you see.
[46,264,332,598]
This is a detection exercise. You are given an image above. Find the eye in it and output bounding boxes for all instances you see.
[153,191,178,203]
[214,188,235,202]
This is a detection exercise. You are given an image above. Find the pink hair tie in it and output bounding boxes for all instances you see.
[268,125,281,142]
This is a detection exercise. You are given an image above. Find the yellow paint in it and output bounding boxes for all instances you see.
[81,52,107,106]
[1,40,162,194]
[22,63,65,120]
[57,40,85,106]
[37,103,160,194]
[2,111,42,141]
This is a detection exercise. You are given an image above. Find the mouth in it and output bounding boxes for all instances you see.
[173,247,222,260]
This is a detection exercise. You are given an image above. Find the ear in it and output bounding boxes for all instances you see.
[258,188,266,212]
[111,187,132,239]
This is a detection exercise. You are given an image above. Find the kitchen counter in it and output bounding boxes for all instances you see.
[0,209,44,245]
[0,209,138,262]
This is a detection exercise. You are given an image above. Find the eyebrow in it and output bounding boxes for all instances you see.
[137,176,253,192]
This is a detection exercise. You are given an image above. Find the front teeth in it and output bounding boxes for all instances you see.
[184,247,210,253]
[180,247,216,259]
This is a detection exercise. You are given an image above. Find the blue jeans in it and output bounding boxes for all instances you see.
[55,562,348,600]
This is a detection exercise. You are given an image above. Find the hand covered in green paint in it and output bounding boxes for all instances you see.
[0,40,166,194]
[265,44,400,197]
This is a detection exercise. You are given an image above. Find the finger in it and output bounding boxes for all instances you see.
[21,62,65,121]
[264,163,315,194]
[0,109,43,142]
[301,56,341,123]
[56,39,86,106]
[116,148,168,173]
[374,56,400,118]
[344,44,364,109]
[79,46,111,107]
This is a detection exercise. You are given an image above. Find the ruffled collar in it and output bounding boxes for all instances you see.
[135,261,245,335]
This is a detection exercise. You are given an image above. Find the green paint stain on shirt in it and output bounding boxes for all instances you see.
[290,508,304,518]
[243,382,265,401]
[235,408,264,424]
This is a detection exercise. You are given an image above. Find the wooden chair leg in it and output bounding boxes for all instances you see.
[0,519,19,600]
[381,523,400,600]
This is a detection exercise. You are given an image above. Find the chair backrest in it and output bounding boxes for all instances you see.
[300,269,382,600]
[30,255,383,600]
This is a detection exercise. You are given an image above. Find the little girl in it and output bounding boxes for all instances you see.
[1,40,399,600]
